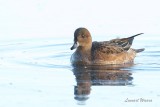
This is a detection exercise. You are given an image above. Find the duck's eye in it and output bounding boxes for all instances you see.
[81,35,85,38]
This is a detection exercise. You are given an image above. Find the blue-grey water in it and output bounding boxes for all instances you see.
[0,35,160,107]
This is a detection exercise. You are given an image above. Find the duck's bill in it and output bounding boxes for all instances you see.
[70,43,78,50]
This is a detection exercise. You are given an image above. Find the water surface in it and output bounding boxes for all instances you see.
[0,35,160,107]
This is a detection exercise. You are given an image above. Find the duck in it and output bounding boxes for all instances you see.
[70,27,145,66]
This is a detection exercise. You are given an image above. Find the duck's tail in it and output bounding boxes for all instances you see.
[133,48,145,53]
[126,33,144,45]
[130,33,144,38]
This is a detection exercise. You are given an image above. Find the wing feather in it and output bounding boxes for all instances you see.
[92,33,143,54]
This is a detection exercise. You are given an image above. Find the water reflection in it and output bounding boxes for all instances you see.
[72,65,133,104]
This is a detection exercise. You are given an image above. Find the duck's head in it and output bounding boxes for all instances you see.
[71,28,92,50]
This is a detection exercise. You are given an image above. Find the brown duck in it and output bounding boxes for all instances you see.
[70,28,145,66]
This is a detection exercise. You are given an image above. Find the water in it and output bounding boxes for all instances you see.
[0,35,160,107]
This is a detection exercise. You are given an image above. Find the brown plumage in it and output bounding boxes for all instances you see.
[70,27,145,66]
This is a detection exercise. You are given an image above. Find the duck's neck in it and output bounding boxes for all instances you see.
[77,43,92,53]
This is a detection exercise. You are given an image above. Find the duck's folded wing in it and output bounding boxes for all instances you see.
[92,42,125,54]
[109,33,143,51]
[92,33,143,54]
[109,38,132,51]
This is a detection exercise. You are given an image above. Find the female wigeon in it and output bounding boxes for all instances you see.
[70,28,144,66]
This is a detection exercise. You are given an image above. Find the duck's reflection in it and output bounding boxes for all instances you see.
[72,65,133,104]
